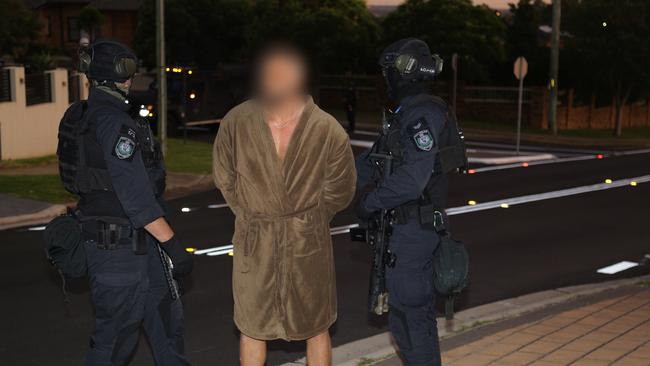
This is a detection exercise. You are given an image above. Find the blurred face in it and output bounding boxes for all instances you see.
[257,51,306,105]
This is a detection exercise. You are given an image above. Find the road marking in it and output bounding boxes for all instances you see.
[194,244,234,255]
[206,248,234,256]
[208,203,229,209]
[472,154,598,173]
[27,226,47,231]
[446,174,650,215]
[597,261,639,275]
[350,139,374,148]
[194,174,650,257]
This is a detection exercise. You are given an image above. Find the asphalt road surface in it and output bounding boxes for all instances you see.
[1,135,649,365]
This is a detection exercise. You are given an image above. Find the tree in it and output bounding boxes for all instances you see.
[382,0,506,83]
[505,0,550,86]
[246,0,380,73]
[135,0,250,69]
[78,6,106,44]
[563,0,650,136]
[0,0,42,62]
[134,0,380,74]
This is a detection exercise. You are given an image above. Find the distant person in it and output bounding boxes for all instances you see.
[54,40,193,365]
[213,42,356,366]
[355,38,467,366]
[344,79,358,134]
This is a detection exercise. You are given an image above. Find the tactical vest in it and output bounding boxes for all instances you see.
[57,102,165,197]
[384,95,468,177]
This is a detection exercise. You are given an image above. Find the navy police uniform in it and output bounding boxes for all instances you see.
[356,38,463,366]
[80,88,189,366]
[59,40,191,366]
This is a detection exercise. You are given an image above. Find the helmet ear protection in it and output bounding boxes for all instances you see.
[78,41,137,81]
[381,52,444,80]
[113,55,137,80]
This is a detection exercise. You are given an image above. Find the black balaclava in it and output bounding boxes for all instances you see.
[379,38,436,103]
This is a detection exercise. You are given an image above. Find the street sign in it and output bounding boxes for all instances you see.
[514,57,528,155]
[514,57,528,80]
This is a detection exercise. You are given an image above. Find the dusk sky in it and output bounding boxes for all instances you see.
[367,0,536,9]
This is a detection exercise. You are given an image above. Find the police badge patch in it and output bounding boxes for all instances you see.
[114,136,136,160]
[413,129,434,151]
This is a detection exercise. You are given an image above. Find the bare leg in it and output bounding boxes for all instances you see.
[306,330,332,366]
[240,334,266,366]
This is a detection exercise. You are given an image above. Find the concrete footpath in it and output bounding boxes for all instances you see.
[283,276,650,366]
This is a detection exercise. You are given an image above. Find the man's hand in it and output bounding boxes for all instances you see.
[161,236,194,277]
[355,193,378,220]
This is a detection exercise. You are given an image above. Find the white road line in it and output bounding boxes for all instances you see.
[206,248,234,256]
[469,153,556,165]
[448,175,650,215]
[208,203,230,209]
[194,244,234,255]
[471,154,599,173]
[597,261,639,275]
[350,139,374,148]
[194,175,648,257]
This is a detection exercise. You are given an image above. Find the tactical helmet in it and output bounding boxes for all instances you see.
[379,38,443,83]
[79,40,138,83]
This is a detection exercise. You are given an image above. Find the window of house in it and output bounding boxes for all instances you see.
[68,17,80,41]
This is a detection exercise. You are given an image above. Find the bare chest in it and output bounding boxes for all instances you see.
[268,122,298,161]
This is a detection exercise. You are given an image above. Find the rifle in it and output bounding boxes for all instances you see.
[351,111,396,315]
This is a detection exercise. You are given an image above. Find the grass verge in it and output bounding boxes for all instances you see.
[0,155,58,169]
[0,175,75,203]
[165,138,213,175]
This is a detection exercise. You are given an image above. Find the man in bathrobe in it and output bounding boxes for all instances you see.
[213,43,356,366]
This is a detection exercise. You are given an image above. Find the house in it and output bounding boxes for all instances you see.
[23,0,142,55]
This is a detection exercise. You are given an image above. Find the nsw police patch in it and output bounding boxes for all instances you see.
[413,129,434,151]
[114,136,136,160]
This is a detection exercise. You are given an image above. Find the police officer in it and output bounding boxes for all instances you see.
[63,40,193,365]
[356,38,465,366]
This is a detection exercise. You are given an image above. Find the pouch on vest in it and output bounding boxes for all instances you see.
[44,214,87,279]
[433,235,469,320]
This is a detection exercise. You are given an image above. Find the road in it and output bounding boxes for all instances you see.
[0,134,648,365]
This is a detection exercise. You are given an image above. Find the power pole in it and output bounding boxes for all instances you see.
[548,0,561,135]
[156,0,168,156]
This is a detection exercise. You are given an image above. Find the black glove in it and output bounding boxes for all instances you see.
[355,193,377,220]
[161,236,194,277]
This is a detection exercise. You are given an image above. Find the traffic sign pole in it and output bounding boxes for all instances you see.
[514,57,528,156]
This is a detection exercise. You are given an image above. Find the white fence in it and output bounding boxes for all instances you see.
[0,67,89,160]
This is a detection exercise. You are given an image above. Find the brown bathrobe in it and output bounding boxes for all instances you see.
[212,97,356,340]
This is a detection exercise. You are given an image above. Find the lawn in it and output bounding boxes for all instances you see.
[165,138,213,175]
[0,154,58,169]
[0,137,213,203]
[0,175,75,203]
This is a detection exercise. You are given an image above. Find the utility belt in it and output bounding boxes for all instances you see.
[80,216,148,254]
[392,202,447,233]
